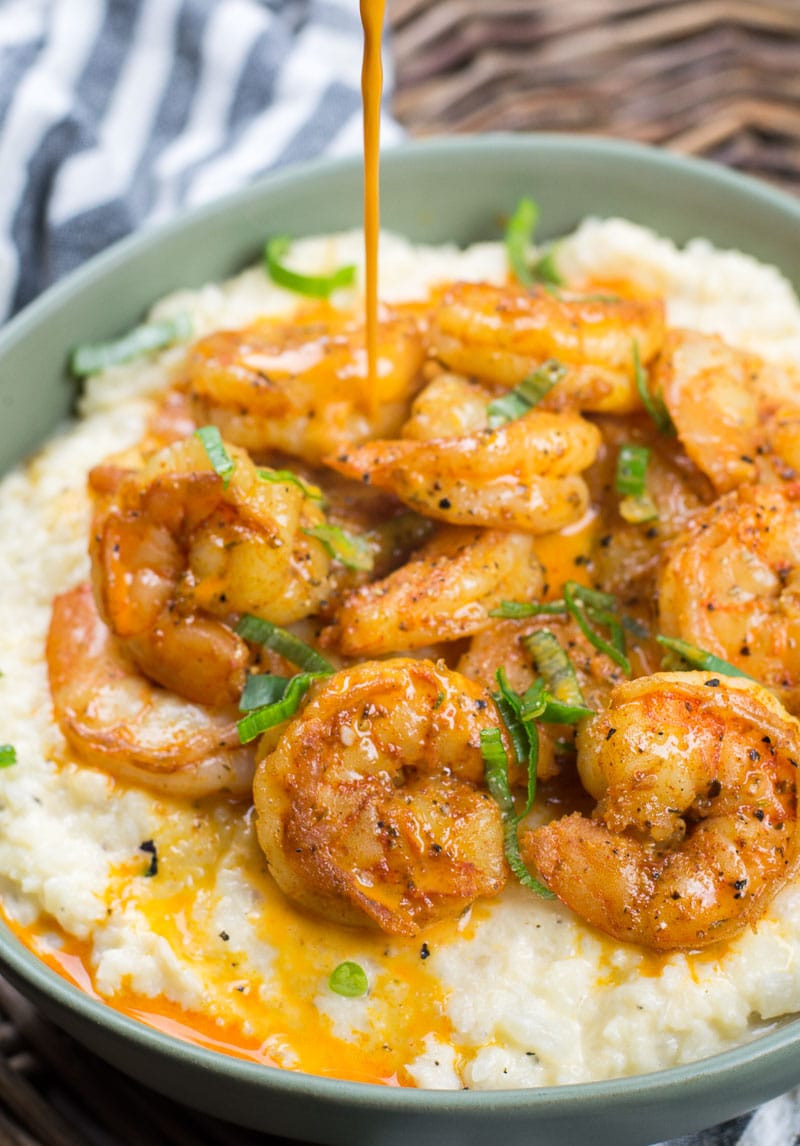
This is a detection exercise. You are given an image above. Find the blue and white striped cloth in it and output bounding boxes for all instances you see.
[0,3,796,1144]
[0,0,403,322]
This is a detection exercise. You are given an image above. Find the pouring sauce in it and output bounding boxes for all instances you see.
[360,0,387,388]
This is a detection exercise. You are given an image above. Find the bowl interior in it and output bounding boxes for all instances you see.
[2,134,800,1144]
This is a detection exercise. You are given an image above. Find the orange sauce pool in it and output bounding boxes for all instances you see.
[1,782,464,1087]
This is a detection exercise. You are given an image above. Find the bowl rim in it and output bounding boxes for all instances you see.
[3,131,800,1114]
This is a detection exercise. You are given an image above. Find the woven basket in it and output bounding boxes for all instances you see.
[389,0,800,193]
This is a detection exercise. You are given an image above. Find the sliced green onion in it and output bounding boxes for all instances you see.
[532,245,563,286]
[561,582,631,675]
[265,236,356,299]
[491,584,631,674]
[615,445,650,498]
[70,313,193,377]
[239,673,291,712]
[493,669,538,819]
[258,469,325,503]
[505,197,539,288]
[328,961,369,998]
[521,630,593,724]
[303,524,374,572]
[236,614,334,674]
[237,672,328,743]
[655,636,756,681]
[492,670,529,769]
[619,493,659,524]
[195,425,235,487]
[480,728,552,898]
[489,599,565,620]
[0,745,16,768]
[633,340,674,435]
[615,444,658,524]
[486,359,566,429]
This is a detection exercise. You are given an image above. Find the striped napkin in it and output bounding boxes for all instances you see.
[0,0,403,322]
[0,3,794,1145]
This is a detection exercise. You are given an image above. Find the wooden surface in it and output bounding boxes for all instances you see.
[2,2,800,1144]
[388,0,800,193]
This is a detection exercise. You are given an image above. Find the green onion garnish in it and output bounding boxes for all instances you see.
[615,445,650,498]
[490,599,565,620]
[505,197,539,288]
[70,313,193,377]
[633,340,674,435]
[490,584,631,674]
[236,614,334,674]
[480,728,552,897]
[655,636,756,681]
[493,669,538,819]
[563,582,631,675]
[521,630,593,723]
[328,961,369,998]
[237,672,328,743]
[258,469,325,503]
[0,745,16,768]
[265,236,356,299]
[195,425,235,487]
[303,524,374,572]
[486,359,566,429]
[532,245,563,286]
[615,444,659,524]
[239,673,291,712]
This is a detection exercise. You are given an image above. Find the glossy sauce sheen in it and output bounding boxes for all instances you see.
[360,0,386,389]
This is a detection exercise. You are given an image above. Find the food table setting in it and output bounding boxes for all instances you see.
[1,1,800,1144]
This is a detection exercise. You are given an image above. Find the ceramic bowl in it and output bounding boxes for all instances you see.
[2,135,800,1146]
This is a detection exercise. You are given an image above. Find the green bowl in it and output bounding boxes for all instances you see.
[2,135,800,1145]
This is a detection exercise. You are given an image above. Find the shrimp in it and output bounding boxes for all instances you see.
[401,372,492,440]
[429,281,665,413]
[253,658,508,935]
[653,329,800,494]
[658,484,800,714]
[178,306,425,464]
[323,527,544,657]
[47,584,254,797]
[90,434,331,707]
[523,672,800,950]
[326,410,601,534]
[459,615,627,779]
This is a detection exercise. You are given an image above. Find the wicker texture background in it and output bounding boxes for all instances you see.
[1,1,799,1144]
[389,0,800,193]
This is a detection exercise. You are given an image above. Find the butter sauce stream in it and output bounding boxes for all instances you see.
[360,0,386,390]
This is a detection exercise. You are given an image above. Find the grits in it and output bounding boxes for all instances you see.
[1,221,800,1088]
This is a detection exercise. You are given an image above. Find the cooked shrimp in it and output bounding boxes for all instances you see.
[47,584,254,797]
[459,615,627,779]
[430,281,665,413]
[323,527,543,657]
[401,372,492,440]
[179,306,425,464]
[90,434,331,707]
[523,672,800,949]
[253,658,508,935]
[653,329,800,494]
[327,410,601,534]
[658,484,800,713]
